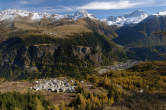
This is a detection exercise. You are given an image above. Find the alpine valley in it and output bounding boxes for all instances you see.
[0,8,166,110]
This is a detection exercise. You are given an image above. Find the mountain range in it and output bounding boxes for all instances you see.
[1,8,166,26]
[0,9,96,22]
[0,8,166,79]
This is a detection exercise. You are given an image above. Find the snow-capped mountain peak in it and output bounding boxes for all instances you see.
[0,8,30,21]
[71,9,96,20]
[153,11,166,16]
[0,9,96,22]
[106,10,148,26]
[0,8,53,21]
[125,10,147,18]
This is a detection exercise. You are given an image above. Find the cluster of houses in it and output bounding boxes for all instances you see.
[32,79,76,93]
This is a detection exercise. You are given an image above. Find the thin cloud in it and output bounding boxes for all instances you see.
[20,1,29,5]
[19,0,46,5]
[21,6,76,14]
[40,7,75,13]
[78,0,151,10]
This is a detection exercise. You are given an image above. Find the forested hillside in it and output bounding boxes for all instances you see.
[0,18,126,80]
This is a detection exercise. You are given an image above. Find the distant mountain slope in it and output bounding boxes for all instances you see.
[104,10,148,26]
[114,13,166,60]
[114,15,166,46]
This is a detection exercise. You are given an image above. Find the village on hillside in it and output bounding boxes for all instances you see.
[32,79,77,93]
